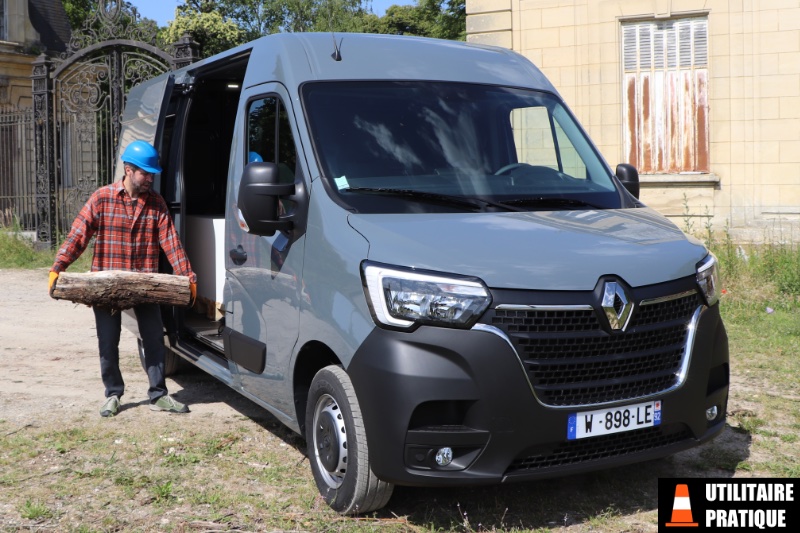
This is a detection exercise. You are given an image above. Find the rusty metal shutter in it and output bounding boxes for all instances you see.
[622,17,709,173]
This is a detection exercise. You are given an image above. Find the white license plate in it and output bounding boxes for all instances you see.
[567,400,661,440]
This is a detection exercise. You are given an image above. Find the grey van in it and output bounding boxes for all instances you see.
[120,33,728,514]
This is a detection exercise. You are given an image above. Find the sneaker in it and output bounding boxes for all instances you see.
[100,395,120,417]
[149,395,189,414]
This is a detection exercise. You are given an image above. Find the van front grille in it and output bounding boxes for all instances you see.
[485,291,702,407]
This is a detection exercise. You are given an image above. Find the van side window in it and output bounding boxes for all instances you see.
[247,97,298,184]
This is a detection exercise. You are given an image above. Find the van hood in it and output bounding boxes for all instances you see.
[347,208,707,290]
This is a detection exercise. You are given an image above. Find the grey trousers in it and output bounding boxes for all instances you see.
[93,304,167,402]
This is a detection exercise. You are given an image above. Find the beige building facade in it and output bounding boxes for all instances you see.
[467,0,800,243]
[0,0,40,106]
[1,0,71,107]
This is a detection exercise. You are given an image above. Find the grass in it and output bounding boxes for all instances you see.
[0,221,93,271]
[1,221,799,531]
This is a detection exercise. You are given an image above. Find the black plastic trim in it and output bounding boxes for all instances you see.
[346,303,727,487]
[223,327,266,374]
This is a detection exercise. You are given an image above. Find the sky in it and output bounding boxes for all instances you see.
[132,1,415,27]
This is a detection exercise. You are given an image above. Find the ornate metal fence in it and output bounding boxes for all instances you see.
[0,105,36,231]
[30,1,199,245]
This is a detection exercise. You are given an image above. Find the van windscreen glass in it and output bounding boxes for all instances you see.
[302,81,621,213]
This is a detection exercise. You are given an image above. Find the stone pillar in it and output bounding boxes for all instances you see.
[172,34,201,70]
[31,53,55,246]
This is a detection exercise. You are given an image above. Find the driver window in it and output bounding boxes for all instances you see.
[554,121,587,179]
[510,107,558,169]
[510,107,588,179]
[247,96,298,185]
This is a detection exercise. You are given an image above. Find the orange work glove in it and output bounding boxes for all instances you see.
[190,281,197,306]
[48,271,59,296]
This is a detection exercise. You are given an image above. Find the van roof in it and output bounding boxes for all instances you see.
[182,32,557,94]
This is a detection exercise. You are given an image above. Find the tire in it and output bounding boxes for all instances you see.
[305,365,394,514]
[137,338,184,377]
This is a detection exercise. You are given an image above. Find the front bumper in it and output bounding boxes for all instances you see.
[347,303,728,487]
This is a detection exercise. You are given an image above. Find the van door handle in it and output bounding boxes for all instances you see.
[230,245,247,265]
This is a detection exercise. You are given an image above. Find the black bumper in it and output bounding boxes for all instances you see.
[346,305,729,487]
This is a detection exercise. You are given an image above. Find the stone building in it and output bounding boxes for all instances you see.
[467,0,800,242]
[0,0,70,106]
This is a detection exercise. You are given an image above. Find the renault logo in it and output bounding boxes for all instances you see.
[602,282,633,331]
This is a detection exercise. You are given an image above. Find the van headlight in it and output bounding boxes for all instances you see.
[696,253,720,306]
[361,262,491,330]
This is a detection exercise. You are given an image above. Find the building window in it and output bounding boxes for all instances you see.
[622,17,709,173]
[1,0,7,41]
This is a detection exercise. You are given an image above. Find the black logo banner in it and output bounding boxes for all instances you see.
[658,478,796,531]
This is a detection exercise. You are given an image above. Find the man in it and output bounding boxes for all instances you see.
[49,140,197,417]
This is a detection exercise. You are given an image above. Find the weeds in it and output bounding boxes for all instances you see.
[0,219,92,271]
[151,480,174,503]
[19,499,54,520]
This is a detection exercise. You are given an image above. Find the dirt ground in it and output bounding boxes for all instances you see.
[0,268,246,421]
[0,268,761,532]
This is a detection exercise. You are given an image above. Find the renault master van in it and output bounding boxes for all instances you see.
[119,33,728,514]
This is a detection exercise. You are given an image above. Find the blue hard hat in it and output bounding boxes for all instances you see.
[121,140,162,173]
[248,151,263,163]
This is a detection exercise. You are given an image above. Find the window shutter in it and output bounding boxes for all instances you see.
[622,17,710,173]
[694,20,708,66]
[623,25,638,71]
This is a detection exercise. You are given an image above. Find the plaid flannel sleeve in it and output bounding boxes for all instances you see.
[51,193,98,273]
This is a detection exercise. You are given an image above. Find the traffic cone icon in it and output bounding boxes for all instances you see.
[665,484,698,527]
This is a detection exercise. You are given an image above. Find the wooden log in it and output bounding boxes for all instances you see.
[50,271,191,310]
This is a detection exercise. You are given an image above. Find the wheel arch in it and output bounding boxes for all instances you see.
[293,340,342,438]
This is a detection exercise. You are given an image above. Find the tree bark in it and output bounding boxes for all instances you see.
[50,271,191,310]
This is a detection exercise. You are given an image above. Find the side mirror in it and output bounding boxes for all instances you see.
[238,162,295,236]
[616,163,640,199]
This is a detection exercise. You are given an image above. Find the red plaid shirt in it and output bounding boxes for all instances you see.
[52,180,196,283]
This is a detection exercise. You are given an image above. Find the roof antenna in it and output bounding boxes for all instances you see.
[328,1,342,61]
[331,32,342,61]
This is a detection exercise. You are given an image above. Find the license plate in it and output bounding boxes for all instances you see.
[567,400,661,440]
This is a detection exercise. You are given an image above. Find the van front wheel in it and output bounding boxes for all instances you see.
[305,365,394,514]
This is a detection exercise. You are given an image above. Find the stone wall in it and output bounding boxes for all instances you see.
[467,0,800,243]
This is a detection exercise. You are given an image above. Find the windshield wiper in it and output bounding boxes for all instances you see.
[341,187,522,212]
[501,197,606,209]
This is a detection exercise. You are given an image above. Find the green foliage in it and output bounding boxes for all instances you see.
[163,0,467,58]
[0,220,92,271]
[19,499,54,520]
[151,480,174,503]
[62,0,99,31]
[63,0,159,40]
[0,225,54,269]
[161,8,247,58]
[377,0,465,40]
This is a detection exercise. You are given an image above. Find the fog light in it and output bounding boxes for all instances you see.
[435,447,453,467]
[706,405,719,421]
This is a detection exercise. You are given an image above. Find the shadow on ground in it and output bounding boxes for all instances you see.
[170,368,751,530]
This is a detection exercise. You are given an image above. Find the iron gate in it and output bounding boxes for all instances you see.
[32,0,198,245]
[0,105,36,231]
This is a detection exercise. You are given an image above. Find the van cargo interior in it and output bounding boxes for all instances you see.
[170,57,248,354]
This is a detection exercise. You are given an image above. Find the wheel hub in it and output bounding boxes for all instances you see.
[312,394,348,489]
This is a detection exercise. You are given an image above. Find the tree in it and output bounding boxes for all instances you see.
[161,8,247,58]
[63,0,161,47]
[280,0,370,33]
[436,0,466,41]
[160,0,466,58]
[362,1,465,40]
[62,0,97,31]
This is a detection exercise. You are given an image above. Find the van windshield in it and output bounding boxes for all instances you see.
[302,81,622,213]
